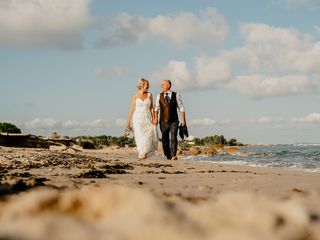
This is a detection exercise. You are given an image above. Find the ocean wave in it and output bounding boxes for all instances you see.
[293,143,320,146]
[184,145,320,173]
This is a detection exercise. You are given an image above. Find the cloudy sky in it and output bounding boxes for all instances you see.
[1,0,320,144]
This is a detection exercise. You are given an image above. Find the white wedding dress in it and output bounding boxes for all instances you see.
[132,93,158,158]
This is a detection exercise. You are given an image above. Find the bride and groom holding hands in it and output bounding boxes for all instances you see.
[127,78,187,160]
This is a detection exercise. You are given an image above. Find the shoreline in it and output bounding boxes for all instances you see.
[191,158,320,174]
[181,144,320,173]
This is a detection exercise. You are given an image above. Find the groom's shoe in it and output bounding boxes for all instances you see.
[171,156,178,161]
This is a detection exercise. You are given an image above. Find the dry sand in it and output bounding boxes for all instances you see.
[0,146,319,240]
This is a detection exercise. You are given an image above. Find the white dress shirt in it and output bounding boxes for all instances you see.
[154,91,185,112]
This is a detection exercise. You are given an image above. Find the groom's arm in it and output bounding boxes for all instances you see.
[153,94,160,125]
[177,93,186,126]
[180,111,186,127]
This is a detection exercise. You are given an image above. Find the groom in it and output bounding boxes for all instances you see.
[154,80,186,160]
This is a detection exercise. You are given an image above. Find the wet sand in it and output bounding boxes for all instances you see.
[0,146,319,240]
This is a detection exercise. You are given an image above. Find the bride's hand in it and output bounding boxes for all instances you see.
[152,119,158,125]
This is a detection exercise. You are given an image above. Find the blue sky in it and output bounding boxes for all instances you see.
[1,0,320,144]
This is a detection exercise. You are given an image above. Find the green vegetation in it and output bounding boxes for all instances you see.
[73,135,136,149]
[75,134,242,150]
[179,134,243,149]
[227,138,239,146]
[0,122,21,133]
[55,134,242,150]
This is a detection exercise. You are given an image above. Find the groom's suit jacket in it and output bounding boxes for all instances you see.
[159,92,179,123]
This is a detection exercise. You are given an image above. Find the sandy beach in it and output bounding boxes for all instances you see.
[2,1,320,240]
[0,145,320,240]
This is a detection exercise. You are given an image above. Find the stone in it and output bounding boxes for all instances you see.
[203,147,218,156]
[187,146,201,156]
[49,145,67,152]
[71,145,83,152]
[225,147,246,156]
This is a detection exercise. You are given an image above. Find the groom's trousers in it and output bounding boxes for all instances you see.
[160,121,179,160]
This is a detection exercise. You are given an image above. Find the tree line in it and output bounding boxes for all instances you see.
[0,122,243,149]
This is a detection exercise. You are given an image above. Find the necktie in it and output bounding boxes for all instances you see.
[165,93,170,105]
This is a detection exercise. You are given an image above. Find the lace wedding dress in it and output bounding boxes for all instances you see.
[132,93,158,158]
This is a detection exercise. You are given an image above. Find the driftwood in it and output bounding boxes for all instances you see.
[0,133,76,149]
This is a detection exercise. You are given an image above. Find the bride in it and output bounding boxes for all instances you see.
[127,78,158,159]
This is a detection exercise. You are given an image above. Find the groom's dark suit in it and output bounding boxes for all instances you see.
[159,92,179,160]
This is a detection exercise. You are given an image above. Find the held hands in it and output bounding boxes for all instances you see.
[152,118,158,125]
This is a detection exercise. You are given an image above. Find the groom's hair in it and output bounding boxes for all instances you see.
[164,79,172,88]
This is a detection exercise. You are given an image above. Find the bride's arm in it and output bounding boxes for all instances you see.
[149,94,156,125]
[127,94,136,128]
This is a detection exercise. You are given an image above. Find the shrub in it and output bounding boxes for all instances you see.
[0,122,21,133]
[80,140,95,149]
[228,138,238,146]
[178,140,191,151]
[202,135,227,146]
[115,136,136,147]
[194,138,204,146]
[73,135,136,148]
[186,135,243,146]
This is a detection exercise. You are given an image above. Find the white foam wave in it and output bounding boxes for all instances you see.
[293,143,320,146]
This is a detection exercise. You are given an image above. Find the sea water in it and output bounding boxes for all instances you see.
[185,144,320,173]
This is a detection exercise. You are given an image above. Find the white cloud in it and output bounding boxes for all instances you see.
[239,23,320,74]
[115,118,127,127]
[292,112,320,123]
[150,61,193,91]
[151,23,320,98]
[61,119,112,131]
[189,118,217,127]
[241,23,302,49]
[61,120,80,129]
[150,56,232,91]
[219,119,232,125]
[94,65,129,80]
[84,119,112,129]
[277,0,317,8]
[188,117,232,127]
[194,55,231,88]
[97,7,229,49]
[172,115,318,130]
[24,118,114,132]
[24,118,60,129]
[0,0,92,49]
[227,74,314,98]
[255,117,284,124]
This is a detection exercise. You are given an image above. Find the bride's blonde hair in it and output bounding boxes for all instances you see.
[137,78,149,90]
